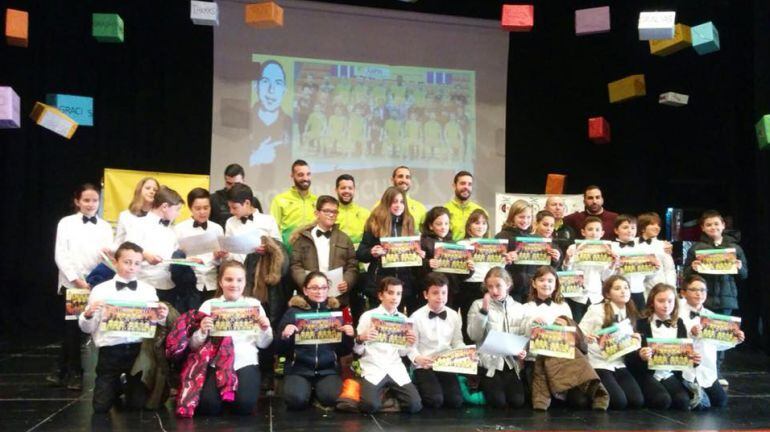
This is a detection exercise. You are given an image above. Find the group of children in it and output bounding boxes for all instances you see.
[52,178,747,416]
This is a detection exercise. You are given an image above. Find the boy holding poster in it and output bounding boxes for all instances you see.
[408,273,466,408]
[277,271,354,410]
[79,242,169,413]
[354,277,422,413]
[611,215,659,311]
[680,275,744,409]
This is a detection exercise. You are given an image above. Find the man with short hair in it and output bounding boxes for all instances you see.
[209,164,262,227]
[270,160,319,244]
[335,174,370,245]
[380,166,426,228]
[444,171,486,241]
[562,185,618,240]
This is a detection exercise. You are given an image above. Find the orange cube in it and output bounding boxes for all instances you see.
[5,8,29,48]
[588,116,611,144]
[501,5,534,32]
[245,2,284,29]
[545,174,566,195]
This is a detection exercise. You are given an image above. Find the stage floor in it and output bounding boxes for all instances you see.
[1,338,769,432]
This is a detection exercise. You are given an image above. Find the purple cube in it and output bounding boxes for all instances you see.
[575,6,610,36]
[0,86,21,128]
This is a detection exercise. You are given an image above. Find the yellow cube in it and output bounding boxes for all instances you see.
[29,102,78,139]
[245,2,284,28]
[608,74,646,103]
[649,23,692,56]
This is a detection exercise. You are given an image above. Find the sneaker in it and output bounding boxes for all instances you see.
[719,378,729,387]
[65,373,83,391]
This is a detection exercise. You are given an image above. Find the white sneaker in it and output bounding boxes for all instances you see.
[718,378,729,387]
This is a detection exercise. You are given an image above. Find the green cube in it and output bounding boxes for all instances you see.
[92,13,124,43]
[756,115,770,150]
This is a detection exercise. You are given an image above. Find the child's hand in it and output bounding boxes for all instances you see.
[585,333,597,344]
[406,329,417,346]
[214,250,229,260]
[503,253,513,265]
[414,355,434,368]
[416,249,426,259]
[257,314,271,331]
[73,279,90,290]
[553,317,567,326]
[200,317,214,335]
[481,293,491,313]
[548,248,561,261]
[691,324,702,337]
[339,324,355,337]
[736,260,743,270]
[428,258,439,269]
[653,256,661,269]
[357,326,378,343]
[663,241,673,255]
[189,257,204,265]
[736,329,746,342]
[639,347,653,361]
[144,252,162,265]
[507,251,518,262]
[282,324,299,339]
[371,245,386,257]
[101,247,113,257]
[691,260,702,270]
[533,317,547,326]
[156,303,169,322]
[467,260,475,272]
[84,301,105,318]
[691,351,702,364]
[336,281,348,294]
[254,245,266,255]
[517,350,527,360]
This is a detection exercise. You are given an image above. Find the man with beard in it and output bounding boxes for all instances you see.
[562,185,618,240]
[383,166,427,229]
[545,195,576,249]
[444,171,486,241]
[335,174,370,246]
[270,160,318,244]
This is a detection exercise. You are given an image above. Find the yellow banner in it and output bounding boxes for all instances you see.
[103,168,210,225]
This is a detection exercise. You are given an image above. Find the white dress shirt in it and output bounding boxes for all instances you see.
[78,275,160,348]
[125,212,178,290]
[407,304,464,367]
[466,295,526,377]
[55,213,114,293]
[311,226,332,272]
[114,209,144,248]
[565,244,614,304]
[224,211,282,263]
[680,300,718,388]
[612,240,647,294]
[649,316,679,381]
[174,218,224,291]
[354,305,413,386]
[192,296,273,371]
[579,302,630,371]
[636,237,677,292]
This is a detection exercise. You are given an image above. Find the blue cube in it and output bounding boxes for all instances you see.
[691,22,720,55]
[45,94,93,126]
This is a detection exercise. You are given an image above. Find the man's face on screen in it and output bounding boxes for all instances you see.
[454,175,473,201]
[292,165,312,191]
[392,168,412,193]
[258,63,286,113]
[336,180,355,205]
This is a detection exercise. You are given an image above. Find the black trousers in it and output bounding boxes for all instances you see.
[359,375,422,413]
[596,368,645,410]
[198,365,261,416]
[637,373,690,410]
[58,288,83,377]
[282,373,342,409]
[478,365,525,409]
[93,343,146,413]
[703,381,728,408]
[413,369,463,409]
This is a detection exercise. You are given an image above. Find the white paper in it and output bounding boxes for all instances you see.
[218,230,264,254]
[478,330,529,357]
[178,230,220,256]
[326,267,344,298]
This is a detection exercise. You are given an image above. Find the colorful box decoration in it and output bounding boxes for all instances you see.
[659,92,689,107]
[638,11,676,40]
[0,86,21,128]
[691,21,720,55]
[245,2,284,28]
[755,115,770,150]
[191,1,219,26]
[649,23,691,56]
[5,8,29,47]
[92,13,124,43]
[588,117,610,144]
[608,74,646,103]
[45,94,94,126]
[29,102,78,139]
[575,6,610,36]
[545,174,566,195]
[501,5,534,32]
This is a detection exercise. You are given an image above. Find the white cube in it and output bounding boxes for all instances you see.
[659,92,689,107]
[638,11,676,40]
[191,1,219,26]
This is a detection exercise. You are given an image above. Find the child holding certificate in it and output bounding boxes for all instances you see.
[579,275,644,410]
[628,283,701,411]
[408,273,465,408]
[276,271,355,410]
[420,207,473,308]
[494,199,533,302]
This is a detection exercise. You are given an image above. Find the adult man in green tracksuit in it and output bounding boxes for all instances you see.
[335,174,370,246]
[270,159,318,245]
[444,170,487,241]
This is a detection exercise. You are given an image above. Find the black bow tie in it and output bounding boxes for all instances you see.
[639,238,653,245]
[116,280,138,291]
[159,219,171,227]
[655,319,672,328]
[193,221,208,230]
[618,241,635,248]
[429,310,447,320]
[240,215,253,224]
[690,311,700,319]
[82,215,97,224]
[316,229,331,238]
[614,314,623,323]
[535,298,552,306]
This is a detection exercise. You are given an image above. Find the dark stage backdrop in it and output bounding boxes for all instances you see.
[1,0,768,350]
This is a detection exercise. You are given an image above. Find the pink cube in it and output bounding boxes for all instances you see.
[0,86,21,128]
[501,5,534,32]
[575,6,610,36]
